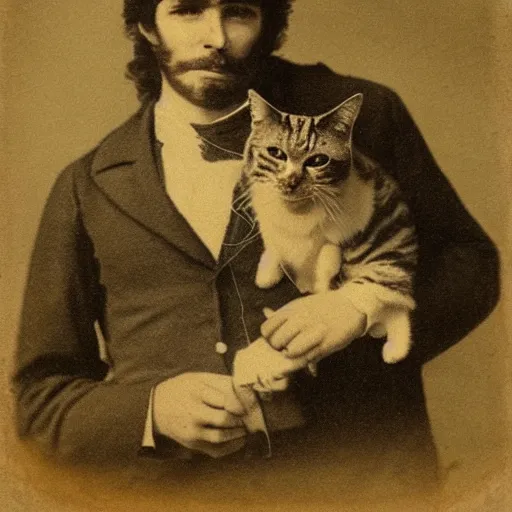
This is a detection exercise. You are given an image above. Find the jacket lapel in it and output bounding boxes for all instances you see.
[90,103,216,269]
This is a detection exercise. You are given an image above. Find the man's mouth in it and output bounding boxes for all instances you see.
[175,55,245,77]
[197,68,236,78]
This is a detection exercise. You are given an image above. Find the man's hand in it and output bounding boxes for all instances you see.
[153,373,247,458]
[261,291,367,365]
[233,337,309,392]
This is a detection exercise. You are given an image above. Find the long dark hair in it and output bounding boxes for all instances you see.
[123,0,294,103]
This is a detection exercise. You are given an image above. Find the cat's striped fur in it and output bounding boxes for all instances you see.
[243,90,418,363]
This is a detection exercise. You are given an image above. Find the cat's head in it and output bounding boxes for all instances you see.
[244,90,363,209]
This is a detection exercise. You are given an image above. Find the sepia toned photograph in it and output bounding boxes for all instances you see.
[1,1,511,510]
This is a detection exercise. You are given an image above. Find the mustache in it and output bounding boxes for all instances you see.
[172,54,252,76]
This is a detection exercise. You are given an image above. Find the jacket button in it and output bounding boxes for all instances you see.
[215,342,228,355]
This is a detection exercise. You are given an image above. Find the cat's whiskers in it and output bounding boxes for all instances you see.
[232,194,253,214]
[314,184,340,201]
[312,192,329,218]
[314,188,341,213]
[314,184,342,205]
[232,188,252,207]
[314,190,338,224]
[324,197,349,227]
[281,194,315,204]
[228,195,259,237]
[222,228,261,248]
[231,206,255,231]
[315,188,355,236]
[251,184,316,209]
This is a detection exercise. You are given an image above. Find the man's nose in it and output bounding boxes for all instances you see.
[202,9,227,50]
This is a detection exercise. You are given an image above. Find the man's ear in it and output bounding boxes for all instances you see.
[137,22,159,46]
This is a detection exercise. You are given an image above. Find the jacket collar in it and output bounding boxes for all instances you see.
[90,102,218,269]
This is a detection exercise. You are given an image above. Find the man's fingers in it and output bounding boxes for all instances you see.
[255,353,309,381]
[262,307,275,319]
[199,437,247,458]
[302,345,324,365]
[223,385,247,417]
[200,373,233,392]
[268,376,290,391]
[200,426,247,445]
[200,407,245,429]
[267,320,302,349]
[253,375,290,393]
[261,313,288,339]
[285,325,326,357]
[200,384,226,409]
[257,341,307,374]
[201,379,246,419]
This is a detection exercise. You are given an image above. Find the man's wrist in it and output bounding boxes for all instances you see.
[139,385,195,460]
[334,284,387,338]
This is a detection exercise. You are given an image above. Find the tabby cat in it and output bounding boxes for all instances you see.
[242,90,418,364]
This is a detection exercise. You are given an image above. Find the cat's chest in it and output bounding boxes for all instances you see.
[259,215,326,271]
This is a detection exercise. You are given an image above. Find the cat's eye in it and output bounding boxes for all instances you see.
[267,146,287,161]
[305,154,330,167]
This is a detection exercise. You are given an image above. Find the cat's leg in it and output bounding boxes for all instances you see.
[380,308,412,364]
[314,243,342,293]
[255,249,284,289]
[302,243,342,376]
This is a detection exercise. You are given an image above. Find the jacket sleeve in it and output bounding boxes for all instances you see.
[387,92,500,365]
[12,165,157,465]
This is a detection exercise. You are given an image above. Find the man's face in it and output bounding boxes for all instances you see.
[146,0,264,110]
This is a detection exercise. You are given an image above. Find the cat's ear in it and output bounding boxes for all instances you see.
[315,93,364,135]
[247,89,282,124]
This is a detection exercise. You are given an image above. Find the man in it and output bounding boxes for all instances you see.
[13,0,499,501]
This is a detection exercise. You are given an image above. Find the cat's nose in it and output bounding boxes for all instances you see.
[279,174,302,193]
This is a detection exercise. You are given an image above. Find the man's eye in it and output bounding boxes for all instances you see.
[223,5,259,20]
[171,7,204,16]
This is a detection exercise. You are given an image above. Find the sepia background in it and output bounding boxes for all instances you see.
[1,0,511,510]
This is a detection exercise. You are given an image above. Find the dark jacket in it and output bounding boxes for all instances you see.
[13,58,499,475]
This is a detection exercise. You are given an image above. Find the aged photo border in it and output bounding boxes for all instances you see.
[1,1,511,510]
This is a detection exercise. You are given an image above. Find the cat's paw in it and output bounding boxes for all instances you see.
[255,269,284,289]
[255,252,284,289]
[313,279,331,294]
[382,340,410,364]
[368,323,387,338]
[314,243,341,293]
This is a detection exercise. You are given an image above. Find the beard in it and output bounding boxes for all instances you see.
[153,39,264,111]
